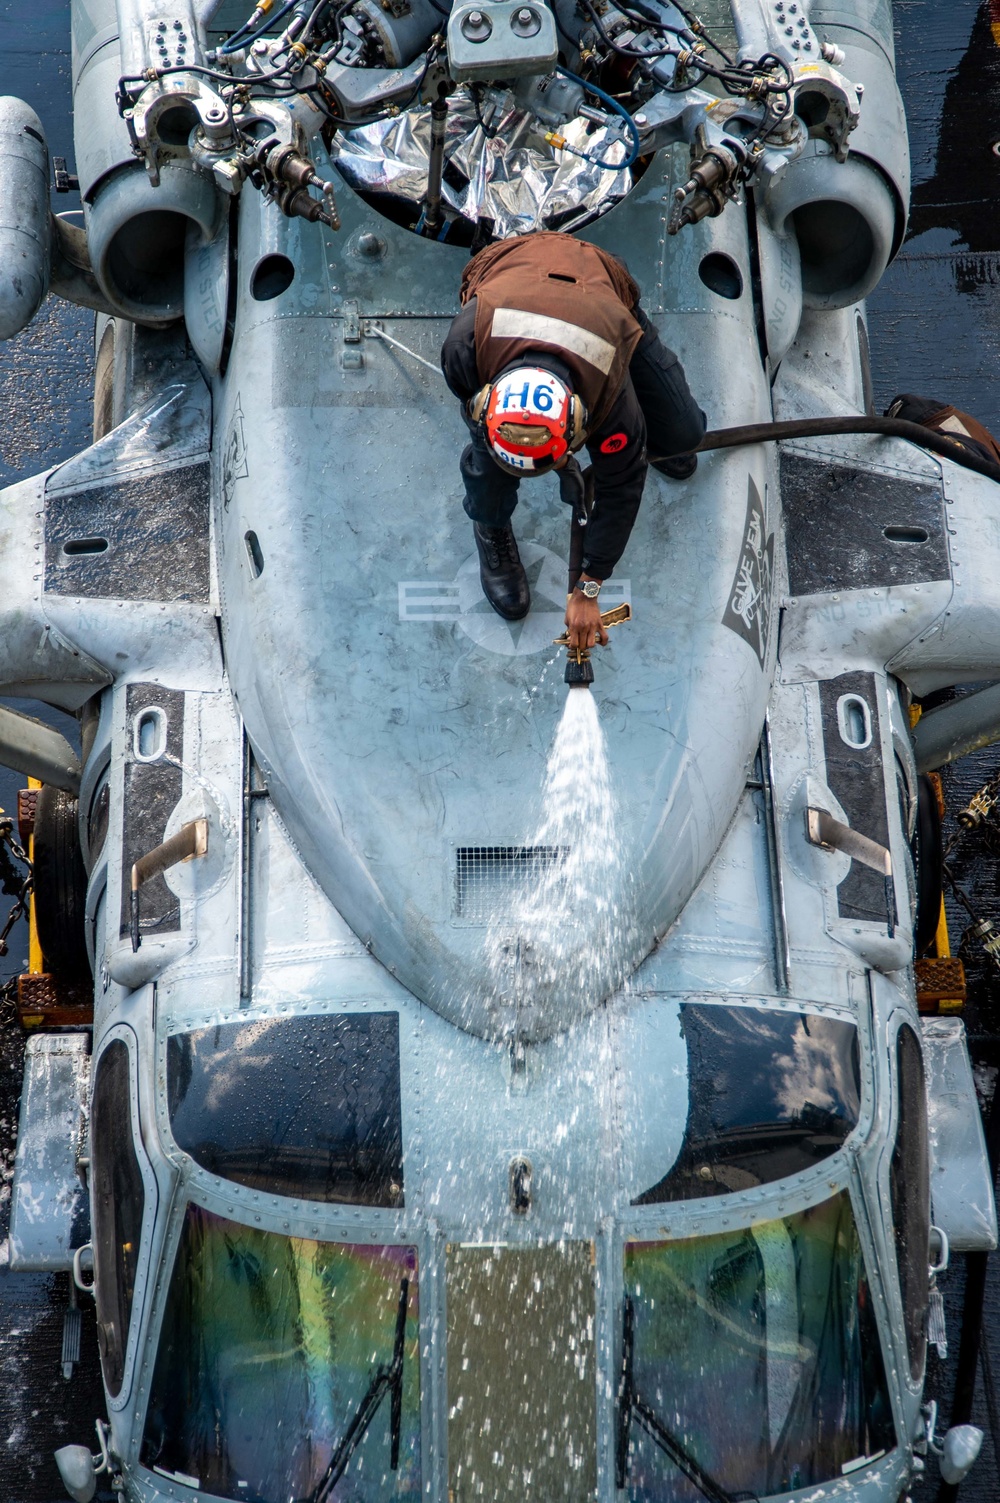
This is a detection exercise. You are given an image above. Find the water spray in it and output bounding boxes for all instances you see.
[558,458,630,686]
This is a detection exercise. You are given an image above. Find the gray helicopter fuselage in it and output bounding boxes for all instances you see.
[1,0,998,1500]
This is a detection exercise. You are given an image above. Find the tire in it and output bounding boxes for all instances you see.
[914,774,944,958]
[33,785,90,979]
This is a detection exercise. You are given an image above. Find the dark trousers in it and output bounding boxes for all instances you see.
[461,309,705,527]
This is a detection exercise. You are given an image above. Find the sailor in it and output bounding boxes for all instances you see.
[885,393,1000,468]
[440,231,706,649]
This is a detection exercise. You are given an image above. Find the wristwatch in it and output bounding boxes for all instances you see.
[576,579,602,600]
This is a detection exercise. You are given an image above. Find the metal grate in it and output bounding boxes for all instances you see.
[455,846,566,923]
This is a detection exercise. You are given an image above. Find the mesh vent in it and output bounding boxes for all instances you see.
[455,846,566,923]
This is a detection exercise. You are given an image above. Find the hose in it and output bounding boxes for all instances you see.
[220,0,298,53]
[554,66,642,172]
[682,415,1000,486]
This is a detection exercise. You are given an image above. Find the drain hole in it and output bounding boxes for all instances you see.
[63,536,109,556]
[884,525,930,544]
[244,530,264,577]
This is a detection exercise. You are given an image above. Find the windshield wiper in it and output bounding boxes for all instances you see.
[616,1297,757,1503]
[305,1277,409,1503]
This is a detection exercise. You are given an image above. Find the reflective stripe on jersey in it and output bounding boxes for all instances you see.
[490,308,617,376]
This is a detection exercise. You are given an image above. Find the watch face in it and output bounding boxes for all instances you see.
[580,580,601,599]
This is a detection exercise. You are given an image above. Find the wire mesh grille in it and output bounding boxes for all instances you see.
[455,846,567,923]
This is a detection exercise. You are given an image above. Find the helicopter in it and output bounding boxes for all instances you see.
[0,0,997,1499]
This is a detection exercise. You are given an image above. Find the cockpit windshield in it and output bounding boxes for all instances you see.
[619,1191,895,1500]
[141,1205,421,1501]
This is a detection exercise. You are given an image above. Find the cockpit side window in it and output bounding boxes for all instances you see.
[91,1037,146,1398]
[633,1006,861,1203]
[890,1023,930,1382]
[166,1012,404,1206]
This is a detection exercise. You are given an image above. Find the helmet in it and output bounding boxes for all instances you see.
[470,366,588,475]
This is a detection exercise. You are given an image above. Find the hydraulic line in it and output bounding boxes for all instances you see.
[220,0,298,54]
[685,415,1000,486]
[553,66,641,172]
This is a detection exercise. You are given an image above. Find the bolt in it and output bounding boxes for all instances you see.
[517,7,531,20]
[633,112,647,126]
[468,10,482,21]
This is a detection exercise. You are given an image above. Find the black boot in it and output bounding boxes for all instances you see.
[653,452,698,480]
[473,523,530,621]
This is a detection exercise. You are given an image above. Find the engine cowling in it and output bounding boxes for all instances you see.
[763,142,897,310]
[762,11,909,311]
[74,0,224,323]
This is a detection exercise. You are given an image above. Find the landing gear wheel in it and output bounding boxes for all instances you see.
[913,774,944,958]
[32,785,90,979]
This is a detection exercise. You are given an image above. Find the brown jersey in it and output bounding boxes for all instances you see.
[461,233,644,431]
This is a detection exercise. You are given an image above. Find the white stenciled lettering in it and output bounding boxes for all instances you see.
[731,558,762,626]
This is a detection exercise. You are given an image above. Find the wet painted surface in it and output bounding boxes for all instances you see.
[1,1,1000,1500]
